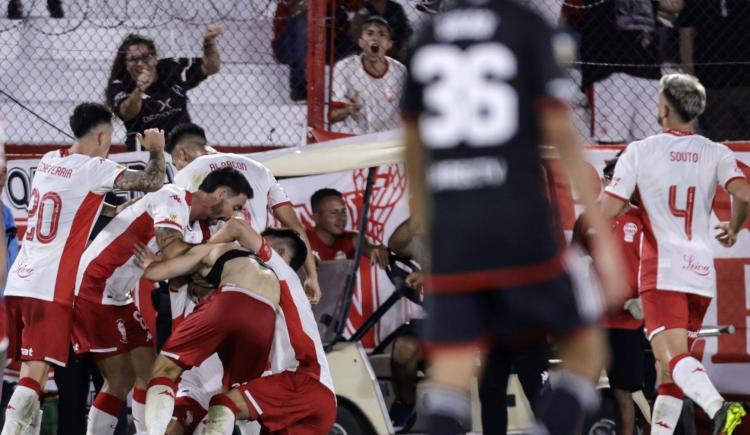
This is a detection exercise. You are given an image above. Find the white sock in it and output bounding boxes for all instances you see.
[651,395,682,434]
[670,355,723,418]
[21,403,41,435]
[202,406,236,435]
[2,385,40,435]
[87,406,119,435]
[145,379,177,435]
[132,388,147,434]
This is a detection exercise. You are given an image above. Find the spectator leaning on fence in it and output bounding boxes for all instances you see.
[351,0,413,62]
[580,0,682,144]
[329,16,405,135]
[104,26,222,151]
[679,0,750,141]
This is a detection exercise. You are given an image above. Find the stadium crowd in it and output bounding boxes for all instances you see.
[0,1,749,435]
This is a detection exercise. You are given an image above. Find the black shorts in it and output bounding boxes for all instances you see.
[422,273,601,347]
[606,328,646,392]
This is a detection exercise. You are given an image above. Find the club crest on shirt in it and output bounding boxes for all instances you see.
[623,222,637,243]
[385,87,396,102]
[116,318,128,343]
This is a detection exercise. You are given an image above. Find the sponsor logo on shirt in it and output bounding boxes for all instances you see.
[21,347,33,357]
[12,262,34,279]
[682,255,710,277]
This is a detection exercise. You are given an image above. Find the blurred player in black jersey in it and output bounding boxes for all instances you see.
[402,1,626,434]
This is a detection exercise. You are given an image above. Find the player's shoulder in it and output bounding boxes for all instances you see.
[335,54,361,72]
[387,57,407,74]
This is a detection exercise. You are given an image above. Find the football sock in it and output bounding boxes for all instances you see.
[670,354,723,418]
[202,395,237,435]
[651,383,684,435]
[2,378,43,435]
[145,377,177,435]
[423,384,471,435]
[87,392,123,435]
[536,370,600,435]
[132,388,147,434]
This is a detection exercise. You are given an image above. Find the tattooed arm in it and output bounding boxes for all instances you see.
[155,227,194,260]
[113,129,166,192]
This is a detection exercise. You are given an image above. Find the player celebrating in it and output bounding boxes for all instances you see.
[601,73,750,435]
[166,122,322,303]
[1,103,166,435]
[135,231,281,435]
[72,166,252,435]
[402,2,624,434]
[148,223,336,435]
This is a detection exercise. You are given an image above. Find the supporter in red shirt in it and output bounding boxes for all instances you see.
[573,153,646,435]
[306,188,387,267]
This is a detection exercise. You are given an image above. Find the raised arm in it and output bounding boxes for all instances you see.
[201,25,222,76]
[134,243,212,281]
[209,218,263,252]
[113,128,166,192]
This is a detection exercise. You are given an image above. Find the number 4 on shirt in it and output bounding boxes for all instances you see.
[669,185,696,240]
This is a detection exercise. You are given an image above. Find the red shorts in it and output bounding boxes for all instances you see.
[161,285,276,388]
[240,371,336,435]
[5,296,73,367]
[641,289,711,341]
[72,298,153,360]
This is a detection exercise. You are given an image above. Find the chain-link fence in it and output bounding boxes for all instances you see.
[320,0,750,144]
[0,0,311,148]
[1,0,749,148]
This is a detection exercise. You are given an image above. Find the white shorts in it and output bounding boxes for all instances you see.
[591,72,661,143]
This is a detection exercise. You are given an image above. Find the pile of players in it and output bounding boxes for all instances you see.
[1,104,335,435]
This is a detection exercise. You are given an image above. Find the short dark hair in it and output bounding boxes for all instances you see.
[262,227,308,271]
[311,188,343,213]
[69,102,113,138]
[199,167,254,199]
[362,15,392,38]
[166,123,207,154]
[603,150,624,180]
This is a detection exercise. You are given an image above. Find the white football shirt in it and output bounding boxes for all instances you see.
[331,54,406,135]
[173,153,290,232]
[76,184,196,305]
[5,150,125,304]
[605,130,745,297]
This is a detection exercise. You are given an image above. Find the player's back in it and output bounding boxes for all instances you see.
[174,153,289,232]
[617,131,742,295]
[6,150,124,304]
[402,0,570,282]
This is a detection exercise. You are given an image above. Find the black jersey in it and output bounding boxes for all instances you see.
[401,0,573,290]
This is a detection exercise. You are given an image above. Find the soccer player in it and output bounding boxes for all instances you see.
[401,2,625,434]
[166,122,322,303]
[1,102,166,435]
[157,224,335,435]
[601,73,750,435]
[134,226,281,435]
[72,166,252,435]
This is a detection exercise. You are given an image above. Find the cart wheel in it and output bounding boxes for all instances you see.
[330,403,375,435]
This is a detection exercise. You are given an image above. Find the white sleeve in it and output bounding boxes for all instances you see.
[605,145,638,202]
[717,146,745,191]
[176,355,225,410]
[266,167,291,209]
[149,190,190,233]
[86,157,127,194]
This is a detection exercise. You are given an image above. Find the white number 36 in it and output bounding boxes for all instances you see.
[413,42,518,149]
